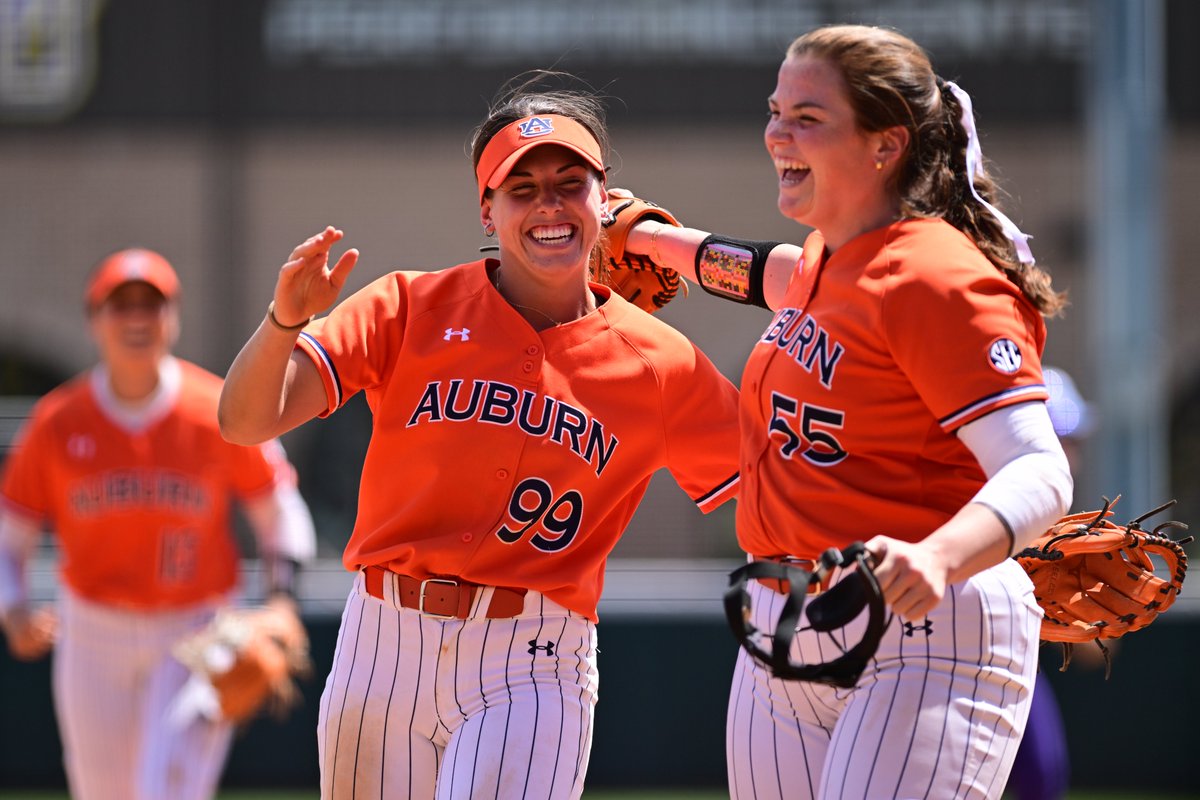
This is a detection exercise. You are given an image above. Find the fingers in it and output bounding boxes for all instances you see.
[283,227,340,269]
[887,576,940,621]
[274,227,354,320]
[864,537,887,568]
[328,248,359,292]
[290,226,344,260]
[864,536,944,621]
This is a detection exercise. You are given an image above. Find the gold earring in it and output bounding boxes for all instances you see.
[875,160,884,171]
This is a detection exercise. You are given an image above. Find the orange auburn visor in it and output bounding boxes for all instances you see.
[475,114,605,203]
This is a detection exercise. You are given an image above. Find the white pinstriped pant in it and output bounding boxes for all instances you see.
[727,557,1041,800]
[54,590,233,800]
[318,572,598,799]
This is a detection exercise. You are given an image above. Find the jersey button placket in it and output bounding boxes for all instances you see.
[515,337,543,386]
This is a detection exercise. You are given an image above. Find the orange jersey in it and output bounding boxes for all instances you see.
[1,359,293,609]
[295,259,741,620]
[738,218,1048,558]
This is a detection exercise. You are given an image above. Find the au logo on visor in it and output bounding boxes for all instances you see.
[518,117,555,138]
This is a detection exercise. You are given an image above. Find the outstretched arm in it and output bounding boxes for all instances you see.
[219,227,359,445]
[625,220,802,310]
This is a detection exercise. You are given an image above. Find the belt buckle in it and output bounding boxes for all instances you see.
[419,577,459,619]
[780,557,822,595]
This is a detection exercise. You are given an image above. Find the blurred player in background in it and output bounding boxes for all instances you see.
[1005,365,1096,800]
[0,249,317,800]
[622,24,1072,799]
[217,73,741,800]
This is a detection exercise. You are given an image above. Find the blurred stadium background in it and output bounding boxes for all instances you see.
[1,0,1198,796]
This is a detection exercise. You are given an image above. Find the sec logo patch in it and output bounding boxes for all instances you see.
[988,338,1023,374]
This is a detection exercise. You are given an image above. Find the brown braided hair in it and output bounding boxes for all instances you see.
[787,25,1065,316]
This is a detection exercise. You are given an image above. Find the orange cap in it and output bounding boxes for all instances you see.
[85,248,180,309]
[475,114,604,203]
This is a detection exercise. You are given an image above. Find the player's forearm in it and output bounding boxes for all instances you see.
[0,510,38,614]
[925,460,1071,585]
[921,502,1023,586]
[219,320,313,444]
[243,481,317,566]
[626,222,802,309]
[0,546,29,615]
[625,222,708,282]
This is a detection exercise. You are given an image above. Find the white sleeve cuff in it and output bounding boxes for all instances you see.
[956,402,1074,553]
[241,481,317,563]
[0,509,41,614]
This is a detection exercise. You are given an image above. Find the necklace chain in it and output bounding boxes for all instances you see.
[494,268,561,328]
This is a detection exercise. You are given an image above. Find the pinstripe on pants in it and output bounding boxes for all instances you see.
[53,590,233,800]
[318,572,599,799]
[727,557,1041,800]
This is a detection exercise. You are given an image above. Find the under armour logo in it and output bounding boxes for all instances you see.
[987,338,1022,374]
[528,639,556,656]
[66,434,96,460]
[444,328,470,341]
[903,619,934,637]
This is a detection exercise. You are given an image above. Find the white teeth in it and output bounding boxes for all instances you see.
[773,158,810,171]
[531,225,573,242]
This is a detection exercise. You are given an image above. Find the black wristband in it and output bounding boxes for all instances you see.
[694,235,782,309]
[267,301,312,332]
[265,557,302,600]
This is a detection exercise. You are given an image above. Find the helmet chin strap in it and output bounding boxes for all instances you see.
[723,542,889,688]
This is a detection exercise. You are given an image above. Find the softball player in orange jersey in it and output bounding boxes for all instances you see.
[218,76,741,800]
[0,249,317,800]
[624,26,1073,800]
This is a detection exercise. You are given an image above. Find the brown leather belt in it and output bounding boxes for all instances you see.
[362,565,527,619]
[751,556,829,595]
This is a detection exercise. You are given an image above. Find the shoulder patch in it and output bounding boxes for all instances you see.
[987,337,1023,374]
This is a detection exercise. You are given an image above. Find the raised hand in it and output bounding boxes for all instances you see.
[271,227,359,328]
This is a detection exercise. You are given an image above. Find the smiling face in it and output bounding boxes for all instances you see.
[89,281,177,371]
[765,55,905,250]
[481,144,606,288]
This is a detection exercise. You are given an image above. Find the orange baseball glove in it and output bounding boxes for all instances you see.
[1014,496,1191,675]
[172,601,312,724]
[599,188,686,313]
[602,253,686,314]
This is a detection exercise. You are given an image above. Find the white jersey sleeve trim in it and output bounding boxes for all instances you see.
[956,401,1073,553]
[939,384,1048,430]
[298,331,342,412]
[695,472,740,514]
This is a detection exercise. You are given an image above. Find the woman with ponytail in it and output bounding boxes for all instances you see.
[619,24,1071,799]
